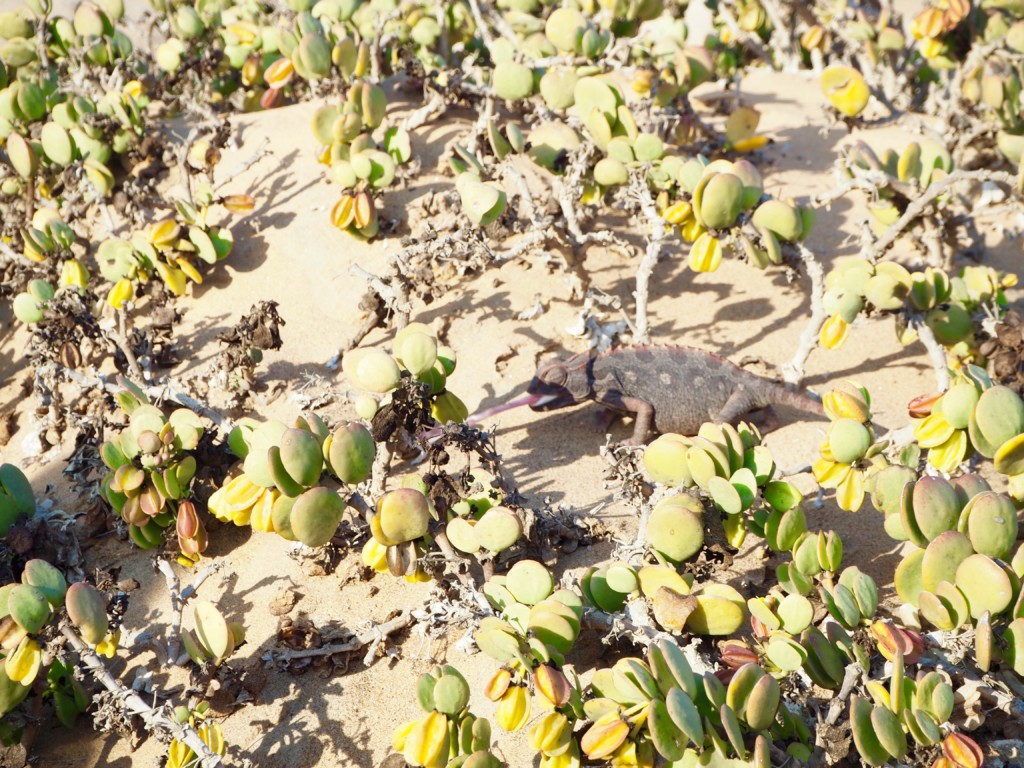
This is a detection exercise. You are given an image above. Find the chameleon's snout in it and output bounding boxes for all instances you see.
[525,381,575,410]
[527,392,563,410]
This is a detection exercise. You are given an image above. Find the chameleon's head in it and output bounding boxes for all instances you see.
[526,352,593,410]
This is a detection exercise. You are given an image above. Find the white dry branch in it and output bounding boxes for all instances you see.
[782,244,827,386]
[59,366,233,430]
[629,170,668,345]
[864,168,1020,261]
[61,624,224,767]
[911,315,952,391]
[262,610,414,668]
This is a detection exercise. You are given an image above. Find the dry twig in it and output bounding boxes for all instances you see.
[61,624,224,767]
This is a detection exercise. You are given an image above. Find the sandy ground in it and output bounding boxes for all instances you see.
[0,4,1020,767]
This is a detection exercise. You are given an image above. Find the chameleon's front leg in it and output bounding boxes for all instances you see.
[593,390,655,445]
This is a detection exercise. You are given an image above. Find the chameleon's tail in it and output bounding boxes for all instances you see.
[771,383,826,417]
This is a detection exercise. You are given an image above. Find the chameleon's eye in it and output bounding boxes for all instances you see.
[543,367,567,386]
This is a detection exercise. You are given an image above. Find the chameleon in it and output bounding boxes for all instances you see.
[526,346,826,444]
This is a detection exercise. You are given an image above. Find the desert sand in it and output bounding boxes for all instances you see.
[0,4,1019,766]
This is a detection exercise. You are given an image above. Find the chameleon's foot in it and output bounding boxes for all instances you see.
[590,408,620,433]
[749,406,780,434]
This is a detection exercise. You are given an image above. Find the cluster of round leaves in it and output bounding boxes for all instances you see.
[643,420,805,550]
[871,468,1024,637]
[812,382,886,512]
[96,187,243,310]
[662,156,813,273]
[846,140,954,233]
[0,1,144,204]
[912,370,1024,478]
[362,468,524,582]
[10,213,92,324]
[486,0,703,116]
[850,651,982,768]
[820,256,1012,359]
[816,0,1013,128]
[961,17,1024,164]
[342,322,468,425]
[476,559,581,670]
[393,665,503,768]
[209,413,374,548]
[315,80,412,240]
[151,0,394,109]
[98,382,205,556]
[361,481,439,583]
[578,640,780,765]
[0,561,111,718]
[582,551,750,637]
[744,587,863,696]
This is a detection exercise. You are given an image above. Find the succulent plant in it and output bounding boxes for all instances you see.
[167,701,226,768]
[395,664,504,766]
[97,187,243,308]
[445,505,523,559]
[820,252,1009,365]
[182,600,245,667]
[575,639,782,764]
[0,463,34,536]
[316,78,411,240]
[98,382,206,560]
[342,324,468,429]
[820,567,878,629]
[821,66,870,117]
[813,382,886,511]
[643,420,805,551]
[0,564,113,718]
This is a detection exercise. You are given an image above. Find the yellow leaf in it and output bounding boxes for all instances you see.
[176,257,203,284]
[731,135,770,153]
[820,314,850,350]
[821,66,870,117]
[836,468,866,511]
[581,712,630,760]
[222,475,263,513]
[496,685,531,731]
[198,721,225,755]
[662,201,693,225]
[689,232,723,273]
[913,412,954,449]
[155,261,188,296]
[149,219,181,250]
[107,278,134,309]
[60,258,89,290]
[4,636,40,685]
[927,429,967,473]
[95,630,120,658]
[249,488,276,532]
[392,719,417,752]
[166,739,194,768]
[403,711,449,768]
[813,458,850,489]
[361,538,388,572]
[725,106,761,144]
